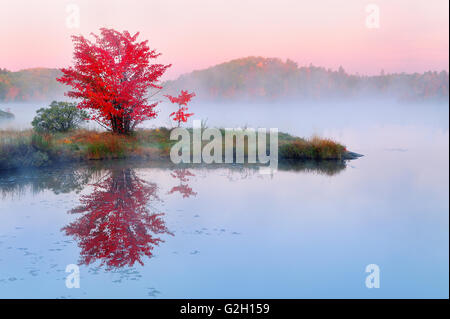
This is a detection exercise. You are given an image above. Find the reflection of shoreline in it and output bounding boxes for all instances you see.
[0,158,348,196]
[278,159,346,176]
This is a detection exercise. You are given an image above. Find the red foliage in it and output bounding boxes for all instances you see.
[168,169,197,198]
[170,169,195,182]
[57,28,171,134]
[5,87,19,101]
[165,90,195,126]
[168,184,197,198]
[62,168,172,269]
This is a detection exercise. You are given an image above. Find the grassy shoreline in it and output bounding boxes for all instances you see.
[0,128,360,170]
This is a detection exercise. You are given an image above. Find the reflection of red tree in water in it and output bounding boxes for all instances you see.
[63,168,172,269]
[168,169,197,198]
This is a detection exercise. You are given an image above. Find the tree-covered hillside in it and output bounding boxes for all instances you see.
[0,68,65,102]
[1,58,448,103]
[165,56,449,102]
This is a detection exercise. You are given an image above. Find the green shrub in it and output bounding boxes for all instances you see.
[32,101,88,133]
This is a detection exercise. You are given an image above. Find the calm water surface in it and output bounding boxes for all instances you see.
[0,101,448,298]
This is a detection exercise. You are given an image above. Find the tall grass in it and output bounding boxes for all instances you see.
[70,130,136,159]
[0,130,50,169]
[279,135,346,160]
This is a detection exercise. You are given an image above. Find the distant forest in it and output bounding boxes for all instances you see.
[165,57,449,102]
[1,57,448,103]
[0,68,65,102]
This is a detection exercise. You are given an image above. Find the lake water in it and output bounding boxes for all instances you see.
[0,100,448,298]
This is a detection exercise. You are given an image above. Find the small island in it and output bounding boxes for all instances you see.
[0,127,362,170]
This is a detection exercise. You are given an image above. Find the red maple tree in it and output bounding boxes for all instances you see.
[57,28,171,134]
[165,90,195,126]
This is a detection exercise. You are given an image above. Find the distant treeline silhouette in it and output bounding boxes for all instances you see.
[0,68,64,102]
[165,56,449,102]
[1,57,448,102]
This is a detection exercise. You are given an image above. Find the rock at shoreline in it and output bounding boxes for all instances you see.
[0,109,15,120]
[343,151,364,160]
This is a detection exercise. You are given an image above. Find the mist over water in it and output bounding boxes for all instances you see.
[1,98,449,163]
[0,102,43,130]
[153,98,449,156]
[0,98,448,298]
[1,98,448,180]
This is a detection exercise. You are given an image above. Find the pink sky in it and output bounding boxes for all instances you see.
[0,0,448,79]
